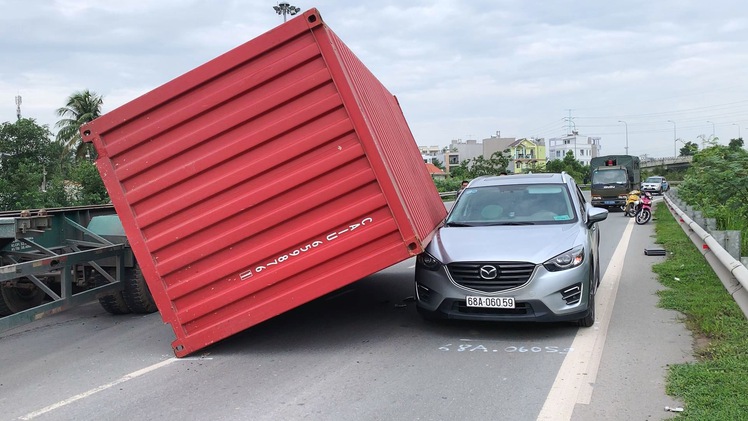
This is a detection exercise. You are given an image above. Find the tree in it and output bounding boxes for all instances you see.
[0,119,65,210]
[431,157,445,170]
[729,137,744,150]
[524,160,547,174]
[67,160,109,205]
[55,90,104,160]
[544,151,589,183]
[679,141,699,156]
[0,118,110,211]
[451,151,510,179]
[679,144,748,223]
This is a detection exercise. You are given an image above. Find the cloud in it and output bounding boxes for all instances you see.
[2,0,748,157]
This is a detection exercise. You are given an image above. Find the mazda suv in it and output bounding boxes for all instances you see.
[641,176,669,195]
[415,173,608,327]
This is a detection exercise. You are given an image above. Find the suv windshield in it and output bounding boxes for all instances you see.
[645,177,663,183]
[446,184,577,225]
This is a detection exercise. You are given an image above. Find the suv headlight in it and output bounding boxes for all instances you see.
[417,253,442,271]
[543,245,584,271]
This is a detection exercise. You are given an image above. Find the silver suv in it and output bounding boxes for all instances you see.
[641,176,669,195]
[415,173,608,327]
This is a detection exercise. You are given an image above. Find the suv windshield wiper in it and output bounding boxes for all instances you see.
[444,222,476,227]
[483,221,536,226]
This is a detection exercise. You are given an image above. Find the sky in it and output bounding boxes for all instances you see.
[2,0,748,158]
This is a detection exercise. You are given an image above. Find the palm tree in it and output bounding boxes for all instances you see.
[55,90,104,160]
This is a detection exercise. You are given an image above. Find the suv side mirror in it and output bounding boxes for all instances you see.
[587,206,608,227]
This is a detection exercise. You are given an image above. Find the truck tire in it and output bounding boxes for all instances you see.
[97,290,131,315]
[122,264,158,314]
[0,282,45,316]
[93,272,131,315]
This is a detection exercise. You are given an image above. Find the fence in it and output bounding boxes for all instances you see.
[664,191,748,318]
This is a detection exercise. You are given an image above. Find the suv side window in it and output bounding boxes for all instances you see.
[575,185,587,219]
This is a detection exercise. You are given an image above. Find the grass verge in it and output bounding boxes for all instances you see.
[652,202,748,419]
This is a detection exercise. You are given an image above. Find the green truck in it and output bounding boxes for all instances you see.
[590,155,641,209]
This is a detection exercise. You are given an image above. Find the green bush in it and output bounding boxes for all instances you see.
[433,178,463,193]
[677,143,748,252]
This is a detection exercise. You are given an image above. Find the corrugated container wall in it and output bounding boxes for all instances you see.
[81,9,446,357]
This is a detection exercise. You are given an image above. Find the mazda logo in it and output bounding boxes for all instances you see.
[480,265,498,280]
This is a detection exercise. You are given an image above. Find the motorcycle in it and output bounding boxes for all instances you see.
[623,190,641,217]
[634,191,653,224]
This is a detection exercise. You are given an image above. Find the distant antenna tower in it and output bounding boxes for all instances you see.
[15,95,22,120]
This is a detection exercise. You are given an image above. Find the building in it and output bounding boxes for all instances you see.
[482,135,547,174]
[444,151,461,174]
[547,132,601,166]
[449,139,483,162]
[482,135,517,159]
[418,145,441,156]
[435,139,484,174]
[419,132,550,175]
[425,163,447,180]
[507,138,546,173]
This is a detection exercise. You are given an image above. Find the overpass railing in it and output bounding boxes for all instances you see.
[641,156,693,168]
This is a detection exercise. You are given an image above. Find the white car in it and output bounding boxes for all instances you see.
[641,176,669,195]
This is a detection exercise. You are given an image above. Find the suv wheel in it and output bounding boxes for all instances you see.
[577,289,596,327]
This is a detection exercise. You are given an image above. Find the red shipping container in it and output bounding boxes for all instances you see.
[81,8,446,357]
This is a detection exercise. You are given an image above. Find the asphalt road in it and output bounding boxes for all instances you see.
[0,198,694,421]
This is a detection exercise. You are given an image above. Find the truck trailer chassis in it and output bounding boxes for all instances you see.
[0,205,154,332]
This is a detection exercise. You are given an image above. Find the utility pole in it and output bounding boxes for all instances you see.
[15,95,22,120]
[618,120,628,155]
[667,120,677,157]
[563,109,578,158]
[564,109,575,135]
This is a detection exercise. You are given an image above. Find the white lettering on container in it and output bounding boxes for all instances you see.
[239,216,374,280]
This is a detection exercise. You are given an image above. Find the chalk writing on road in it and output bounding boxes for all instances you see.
[438,343,573,354]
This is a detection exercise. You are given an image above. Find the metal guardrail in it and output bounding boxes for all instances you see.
[439,191,458,199]
[663,193,748,318]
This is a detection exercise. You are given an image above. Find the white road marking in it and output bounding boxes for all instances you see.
[19,358,180,420]
[537,218,635,421]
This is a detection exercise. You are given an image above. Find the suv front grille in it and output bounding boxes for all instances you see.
[447,262,536,292]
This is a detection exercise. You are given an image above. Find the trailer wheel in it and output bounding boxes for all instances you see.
[0,282,45,316]
[97,290,131,315]
[122,264,158,314]
[93,273,131,315]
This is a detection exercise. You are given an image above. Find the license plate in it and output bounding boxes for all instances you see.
[603,201,615,205]
[466,296,515,308]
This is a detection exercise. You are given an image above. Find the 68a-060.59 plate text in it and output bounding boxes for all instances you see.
[466,296,515,308]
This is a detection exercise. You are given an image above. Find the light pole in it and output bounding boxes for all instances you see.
[618,120,628,155]
[273,2,300,22]
[706,120,715,138]
[733,123,742,139]
[667,120,677,157]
